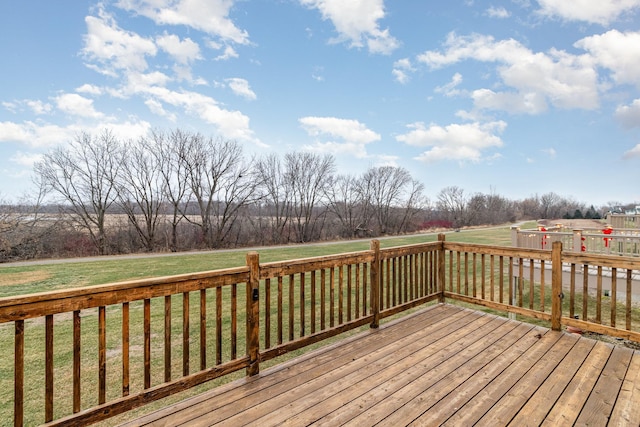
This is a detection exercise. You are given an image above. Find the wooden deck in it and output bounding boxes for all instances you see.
[122,304,640,426]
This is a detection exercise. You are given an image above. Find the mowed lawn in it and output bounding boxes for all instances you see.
[0,224,522,298]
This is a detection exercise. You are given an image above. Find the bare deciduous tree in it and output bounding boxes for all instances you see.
[116,136,166,252]
[35,130,121,255]
[254,154,292,243]
[360,166,414,235]
[437,186,468,228]
[326,174,367,238]
[285,152,335,243]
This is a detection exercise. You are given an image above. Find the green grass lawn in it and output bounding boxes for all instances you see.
[0,224,526,298]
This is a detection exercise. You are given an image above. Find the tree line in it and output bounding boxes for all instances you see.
[0,129,616,262]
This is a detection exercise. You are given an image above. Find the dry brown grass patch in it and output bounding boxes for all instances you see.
[0,270,51,287]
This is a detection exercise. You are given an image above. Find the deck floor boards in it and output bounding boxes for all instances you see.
[122,304,640,427]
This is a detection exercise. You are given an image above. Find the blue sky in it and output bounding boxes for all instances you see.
[1,1,639,206]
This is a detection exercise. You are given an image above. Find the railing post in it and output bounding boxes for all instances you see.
[370,239,380,329]
[438,234,446,303]
[246,251,260,376]
[573,229,583,253]
[511,226,520,248]
[551,241,563,331]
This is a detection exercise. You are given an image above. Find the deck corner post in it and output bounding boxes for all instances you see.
[438,234,446,303]
[551,241,563,331]
[246,251,260,376]
[370,239,381,329]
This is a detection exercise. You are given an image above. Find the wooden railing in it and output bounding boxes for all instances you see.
[512,225,640,256]
[0,236,638,426]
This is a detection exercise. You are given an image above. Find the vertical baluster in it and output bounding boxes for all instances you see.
[73,310,82,410]
[183,292,189,376]
[385,258,390,309]
[611,268,617,328]
[499,256,504,304]
[265,278,271,349]
[45,314,54,422]
[626,269,632,330]
[570,264,576,318]
[540,260,546,312]
[15,320,24,427]
[362,263,368,315]
[338,266,344,324]
[518,258,523,307]
[98,306,106,404]
[320,270,326,331]
[355,263,360,319]
[216,287,222,364]
[200,289,207,370]
[347,265,352,321]
[300,273,306,337]
[529,259,534,310]
[122,303,130,396]
[481,254,486,300]
[582,265,589,320]
[330,268,335,327]
[288,274,294,341]
[472,253,477,298]
[163,297,170,383]
[508,257,514,307]
[311,271,316,333]
[144,299,151,389]
[596,266,603,324]
[277,276,283,345]
[490,255,495,302]
[231,283,237,359]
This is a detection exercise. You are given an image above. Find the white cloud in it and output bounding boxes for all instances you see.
[82,8,157,75]
[10,151,43,168]
[76,84,103,95]
[392,58,415,84]
[214,45,239,61]
[143,86,262,144]
[435,73,464,97]
[396,121,506,163]
[145,98,177,121]
[575,30,640,87]
[417,32,599,114]
[615,99,640,128]
[300,0,399,54]
[541,147,557,158]
[226,78,257,101]
[25,100,52,115]
[299,116,381,158]
[156,32,202,64]
[486,6,511,18]
[536,0,640,25]
[624,143,640,158]
[116,0,250,44]
[55,93,104,119]
[0,121,77,148]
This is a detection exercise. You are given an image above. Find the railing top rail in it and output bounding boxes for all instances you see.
[561,251,640,269]
[0,266,250,322]
[258,250,374,279]
[443,241,553,260]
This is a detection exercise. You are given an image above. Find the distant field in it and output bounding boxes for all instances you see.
[0,223,530,298]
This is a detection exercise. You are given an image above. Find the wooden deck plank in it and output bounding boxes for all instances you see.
[574,345,635,426]
[127,305,466,427]
[216,311,496,426]
[475,333,584,426]
[411,326,549,425]
[440,330,567,426]
[121,304,640,427]
[308,317,520,427]
[540,341,613,426]
[609,350,640,426]
[506,337,597,426]
[364,322,537,427]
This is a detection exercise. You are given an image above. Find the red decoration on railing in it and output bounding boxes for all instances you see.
[602,225,613,248]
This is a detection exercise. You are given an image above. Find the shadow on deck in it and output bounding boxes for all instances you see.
[122,304,640,426]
